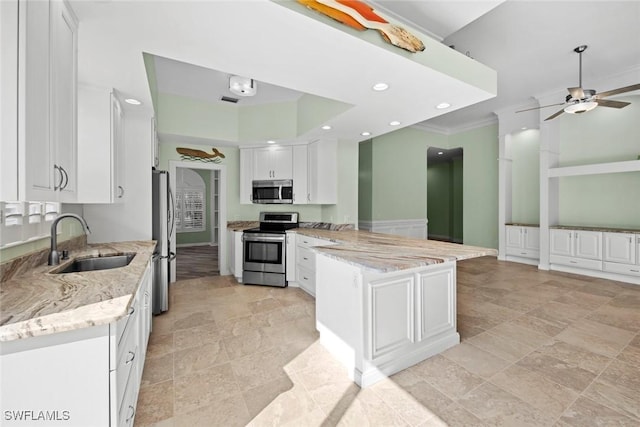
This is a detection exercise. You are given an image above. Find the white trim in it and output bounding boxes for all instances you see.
[548,160,640,178]
[549,264,640,286]
[413,115,498,136]
[359,219,428,239]
[169,161,228,281]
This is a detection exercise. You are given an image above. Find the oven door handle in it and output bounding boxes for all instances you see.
[242,235,286,243]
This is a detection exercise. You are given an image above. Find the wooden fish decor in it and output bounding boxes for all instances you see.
[298,0,424,53]
[176,147,225,163]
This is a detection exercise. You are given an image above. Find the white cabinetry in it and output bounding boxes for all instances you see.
[292,145,308,204]
[307,139,337,204]
[78,85,126,203]
[227,228,244,282]
[288,233,337,296]
[505,225,540,262]
[0,261,153,427]
[316,255,458,387]
[239,149,253,204]
[550,229,602,271]
[0,0,78,202]
[252,147,293,180]
[603,232,640,277]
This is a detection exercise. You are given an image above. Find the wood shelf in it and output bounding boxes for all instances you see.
[548,159,640,178]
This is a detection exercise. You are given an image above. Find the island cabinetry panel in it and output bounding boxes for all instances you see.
[0,261,153,427]
[505,225,540,261]
[316,253,459,388]
[77,85,125,203]
[252,146,293,180]
[1,0,78,202]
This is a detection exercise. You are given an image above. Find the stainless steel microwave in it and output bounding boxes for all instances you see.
[252,179,293,204]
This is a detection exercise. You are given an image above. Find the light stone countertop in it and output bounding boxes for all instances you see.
[0,241,156,342]
[550,225,640,234]
[289,228,497,273]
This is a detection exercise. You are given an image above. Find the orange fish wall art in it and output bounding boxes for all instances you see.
[176,147,225,163]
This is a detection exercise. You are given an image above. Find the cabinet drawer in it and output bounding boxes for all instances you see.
[505,247,539,259]
[297,235,317,248]
[115,312,139,411]
[550,254,602,271]
[603,261,640,277]
[296,246,315,270]
[118,370,138,427]
[297,266,315,296]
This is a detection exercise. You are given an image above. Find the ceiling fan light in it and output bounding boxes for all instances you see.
[229,75,256,97]
[564,101,597,114]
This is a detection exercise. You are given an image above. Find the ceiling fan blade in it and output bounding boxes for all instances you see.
[595,99,631,109]
[516,102,564,113]
[544,109,565,121]
[596,83,640,99]
[568,87,585,99]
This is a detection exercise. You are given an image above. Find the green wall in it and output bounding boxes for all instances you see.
[362,124,498,249]
[427,162,452,239]
[321,140,359,224]
[508,129,540,224]
[556,95,640,228]
[358,140,373,221]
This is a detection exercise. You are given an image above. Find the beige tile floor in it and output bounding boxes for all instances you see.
[134,257,640,426]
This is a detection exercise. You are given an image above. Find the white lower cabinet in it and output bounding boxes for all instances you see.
[550,229,603,271]
[227,229,244,282]
[505,225,540,260]
[291,234,336,297]
[603,232,640,277]
[0,261,153,427]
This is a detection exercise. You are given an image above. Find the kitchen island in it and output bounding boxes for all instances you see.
[289,229,497,387]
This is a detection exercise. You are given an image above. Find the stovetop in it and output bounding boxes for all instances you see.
[243,212,299,234]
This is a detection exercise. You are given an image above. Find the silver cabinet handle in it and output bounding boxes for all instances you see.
[128,306,135,315]
[126,350,136,364]
[118,185,124,198]
[54,165,64,190]
[126,405,135,423]
[59,166,69,190]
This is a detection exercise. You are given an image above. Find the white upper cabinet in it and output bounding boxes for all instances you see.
[307,139,337,204]
[239,148,253,204]
[292,145,308,204]
[252,146,293,180]
[1,0,78,202]
[77,85,126,203]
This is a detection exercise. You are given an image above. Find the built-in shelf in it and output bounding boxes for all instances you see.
[548,159,640,178]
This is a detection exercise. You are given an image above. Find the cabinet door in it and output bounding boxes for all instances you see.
[307,139,337,204]
[292,145,308,204]
[575,230,602,260]
[286,232,296,281]
[270,146,292,179]
[21,0,57,200]
[239,148,253,204]
[505,226,523,249]
[603,232,636,264]
[253,148,273,180]
[112,93,125,202]
[550,229,573,256]
[51,0,78,202]
[523,227,540,251]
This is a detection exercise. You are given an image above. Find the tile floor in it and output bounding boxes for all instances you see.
[134,257,640,426]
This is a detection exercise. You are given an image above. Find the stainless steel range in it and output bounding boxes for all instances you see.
[242,212,299,287]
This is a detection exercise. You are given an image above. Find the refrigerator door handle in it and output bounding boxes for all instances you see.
[152,252,161,261]
[168,186,176,239]
[169,251,177,261]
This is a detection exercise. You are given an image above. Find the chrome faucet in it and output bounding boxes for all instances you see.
[48,213,91,265]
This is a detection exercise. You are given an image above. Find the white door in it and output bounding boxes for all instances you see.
[505,226,523,249]
[550,229,573,256]
[575,230,602,260]
[604,232,636,264]
[523,227,540,251]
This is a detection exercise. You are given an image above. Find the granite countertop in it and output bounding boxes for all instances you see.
[289,228,497,273]
[0,240,156,342]
[551,225,640,234]
[505,223,540,227]
[227,221,259,231]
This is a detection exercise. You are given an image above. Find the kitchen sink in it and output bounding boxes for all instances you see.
[53,253,136,274]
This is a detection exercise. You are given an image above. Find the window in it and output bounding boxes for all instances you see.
[175,168,206,233]
[1,202,61,248]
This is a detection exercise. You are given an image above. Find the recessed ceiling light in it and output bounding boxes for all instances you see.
[435,102,450,109]
[437,151,444,155]
[521,127,527,130]
[389,120,401,126]
[267,140,276,144]
[372,83,389,91]
[124,98,142,105]
[361,131,371,136]
[321,125,332,130]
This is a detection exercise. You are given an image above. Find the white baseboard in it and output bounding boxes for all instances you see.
[359,219,427,239]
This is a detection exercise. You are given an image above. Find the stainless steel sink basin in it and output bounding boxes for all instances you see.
[54,253,136,274]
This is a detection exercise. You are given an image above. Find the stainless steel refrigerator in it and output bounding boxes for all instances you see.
[152,169,175,314]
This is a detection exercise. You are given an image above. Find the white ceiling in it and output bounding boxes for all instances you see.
[70,0,640,143]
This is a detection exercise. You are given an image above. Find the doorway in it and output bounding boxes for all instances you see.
[427,147,463,243]
[169,161,227,282]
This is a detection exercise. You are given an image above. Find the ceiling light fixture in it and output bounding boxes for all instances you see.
[124,98,142,105]
[564,101,597,114]
[372,82,389,91]
[267,140,275,144]
[361,131,371,136]
[436,102,451,109]
[229,75,257,97]
[437,151,444,155]
[321,125,332,130]
[389,120,401,126]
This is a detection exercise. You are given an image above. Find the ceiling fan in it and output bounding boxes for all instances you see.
[517,45,640,121]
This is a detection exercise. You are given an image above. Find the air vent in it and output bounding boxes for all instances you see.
[220,96,239,104]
